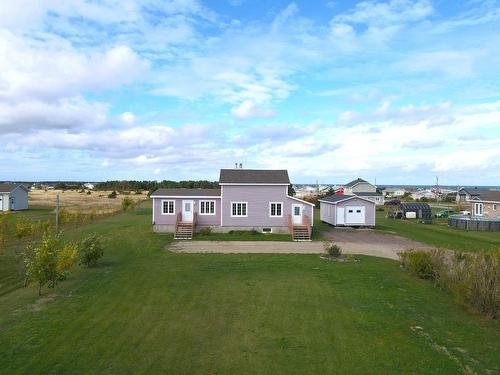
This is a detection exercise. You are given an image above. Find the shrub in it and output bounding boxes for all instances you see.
[86,191,91,195]
[398,250,434,279]
[324,242,342,257]
[121,197,135,211]
[199,227,212,236]
[376,207,384,212]
[134,191,142,195]
[78,233,104,267]
[15,220,34,239]
[402,249,500,318]
[108,190,117,199]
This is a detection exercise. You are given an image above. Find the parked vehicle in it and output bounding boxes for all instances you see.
[435,209,456,218]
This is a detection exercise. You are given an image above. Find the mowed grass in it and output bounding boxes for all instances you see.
[0,207,499,374]
[375,208,500,252]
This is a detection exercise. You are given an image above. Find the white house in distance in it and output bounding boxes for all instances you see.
[0,183,29,211]
[342,178,384,205]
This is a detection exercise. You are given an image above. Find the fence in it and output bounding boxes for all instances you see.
[448,216,500,231]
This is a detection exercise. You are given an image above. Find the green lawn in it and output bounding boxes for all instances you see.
[1,207,499,374]
[375,208,500,252]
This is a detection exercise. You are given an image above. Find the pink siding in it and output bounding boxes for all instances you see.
[153,197,221,225]
[221,185,313,227]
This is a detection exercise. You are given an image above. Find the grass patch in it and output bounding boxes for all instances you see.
[193,230,291,241]
[0,207,499,374]
[376,208,500,252]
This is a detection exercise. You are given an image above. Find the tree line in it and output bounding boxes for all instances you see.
[94,180,219,193]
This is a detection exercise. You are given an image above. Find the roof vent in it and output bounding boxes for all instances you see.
[235,163,238,169]
[239,163,243,169]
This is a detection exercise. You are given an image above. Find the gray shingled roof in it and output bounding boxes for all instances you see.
[319,195,359,203]
[150,188,221,197]
[471,190,500,202]
[219,169,290,184]
[0,183,27,193]
[344,178,369,187]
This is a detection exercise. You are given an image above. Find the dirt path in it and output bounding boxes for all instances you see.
[169,229,434,260]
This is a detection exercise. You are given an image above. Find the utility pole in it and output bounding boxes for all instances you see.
[55,194,60,234]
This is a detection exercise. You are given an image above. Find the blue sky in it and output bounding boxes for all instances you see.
[0,0,499,185]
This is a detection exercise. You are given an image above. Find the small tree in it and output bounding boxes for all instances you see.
[108,190,117,199]
[22,230,77,295]
[121,197,135,211]
[78,233,104,267]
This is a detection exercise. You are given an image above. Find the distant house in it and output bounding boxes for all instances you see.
[319,195,375,227]
[467,190,500,218]
[456,187,490,203]
[383,188,406,197]
[342,178,384,205]
[151,168,315,240]
[0,183,29,211]
[83,183,95,190]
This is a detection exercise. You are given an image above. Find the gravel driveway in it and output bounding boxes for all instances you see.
[169,229,433,260]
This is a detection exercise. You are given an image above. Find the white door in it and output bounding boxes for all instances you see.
[10,197,15,210]
[182,200,194,221]
[345,206,365,224]
[0,196,3,211]
[336,207,345,225]
[292,204,302,224]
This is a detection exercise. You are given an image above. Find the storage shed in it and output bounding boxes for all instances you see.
[319,195,375,227]
[399,202,432,223]
[0,183,29,211]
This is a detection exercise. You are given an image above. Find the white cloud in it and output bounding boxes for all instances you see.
[230,100,275,119]
[333,0,433,26]
[120,112,136,124]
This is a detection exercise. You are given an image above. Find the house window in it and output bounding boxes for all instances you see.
[348,209,353,213]
[269,202,283,217]
[493,204,497,211]
[231,202,247,217]
[200,200,216,215]
[162,200,175,215]
[356,209,361,213]
[474,203,483,216]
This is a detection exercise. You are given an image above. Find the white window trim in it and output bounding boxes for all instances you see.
[199,200,216,215]
[269,202,283,217]
[161,199,175,215]
[231,202,248,217]
[474,202,483,216]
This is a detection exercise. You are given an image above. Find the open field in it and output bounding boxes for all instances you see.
[1,207,499,374]
[29,189,147,212]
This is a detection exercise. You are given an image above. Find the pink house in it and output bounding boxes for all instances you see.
[151,168,314,240]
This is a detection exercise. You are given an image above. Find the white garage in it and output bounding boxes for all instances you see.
[319,195,375,227]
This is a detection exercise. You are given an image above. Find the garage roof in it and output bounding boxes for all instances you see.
[319,194,375,204]
[0,183,28,193]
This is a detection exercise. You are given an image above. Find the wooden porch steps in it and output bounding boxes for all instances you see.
[175,223,193,239]
[292,225,311,241]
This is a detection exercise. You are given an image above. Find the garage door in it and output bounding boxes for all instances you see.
[345,206,365,224]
